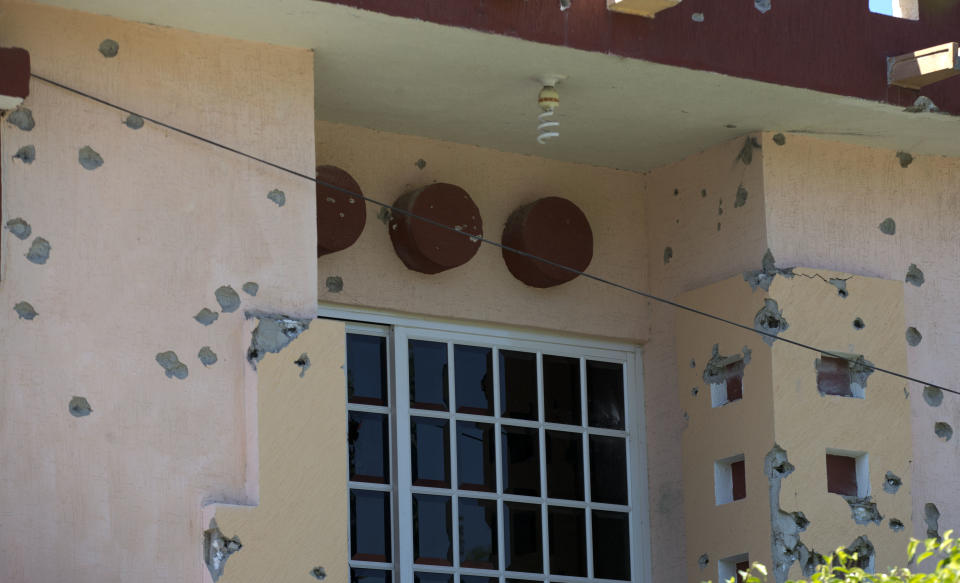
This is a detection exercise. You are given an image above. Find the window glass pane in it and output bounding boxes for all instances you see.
[589,435,628,505]
[587,360,625,429]
[350,489,391,562]
[459,497,498,569]
[410,340,449,411]
[503,502,543,572]
[592,510,631,580]
[349,411,389,484]
[411,416,450,488]
[461,577,498,583]
[500,350,538,420]
[413,494,453,565]
[457,421,496,492]
[455,345,494,415]
[548,506,587,577]
[347,334,388,405]
[351,568,392,583]
[543,355,581,425]
[545,430,584,500]
[414,574,452,583]
[501,426,540,496]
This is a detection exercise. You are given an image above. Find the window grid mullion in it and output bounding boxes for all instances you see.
[536,351,550,577]
[393,330,415,583]
[448,341,461,571]
[580,356,595,579]
[492,346,506,575]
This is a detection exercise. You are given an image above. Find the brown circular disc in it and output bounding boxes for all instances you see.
[389,183,483,274]
[501,197,593,288]
[316,165,367,256]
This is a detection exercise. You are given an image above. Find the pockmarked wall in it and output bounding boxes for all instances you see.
[0,3,316,582]
[762,133,960,546]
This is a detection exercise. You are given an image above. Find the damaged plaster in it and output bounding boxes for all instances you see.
[325,276,344,293]
[310,566,327,580]
[853,317,864,330]
[844,496,882,525]
[155,351,188,380]
[905,264,925,287]
[755,0,772,13]
[124,114,144,129]
[246,314,310,369]
[198,346,218,367]
[78,146,103,170]
[934,421,952,441]
[754,298,789,345]
[267,189,286,207]
[377,206,392,225]
[765,445,821,582]
[68,396,93,417]
[14,145,35,164]
[242,282,259,296]
[13,301,37,320]
[195,308,219,326]
[889,518,905,532]
[815,353,874,396]
[98,38,119,58]
[896,151,913,168]
[697,554,709,569]
[906,327,922,347]
[7,107,34,131]
[203,519,242,582]
[883,471,902,494]
[924,503,940,539]
[215,286,241,313]
[734,185,749,208]
[663,246,673,264]
[6,218,31,240]
[26,237,50,264]
[828,278,848,298]
[415,158,426,169]
[737,137,761,165]
[773,133,786,146]
[743,249,794,291]
[923,386,943,407]
[691,12,704,21]
[295,353,311,377]
[878,218,896,235]
[839,536,874,569]
[905,96,939,113]
[702,343,751,385]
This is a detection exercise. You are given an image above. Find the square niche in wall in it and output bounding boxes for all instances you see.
[714,454,746,505]
[826,450,869,497]
[719,553,750,583]
[816,354,865,399]
[711,358,745,408]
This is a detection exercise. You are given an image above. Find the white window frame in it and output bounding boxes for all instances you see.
[325,304,652,583]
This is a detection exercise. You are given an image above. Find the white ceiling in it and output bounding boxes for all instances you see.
[30,0,960,171]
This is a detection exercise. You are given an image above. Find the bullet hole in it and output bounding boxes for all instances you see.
[326,276,344,293]
[718,199,723,216]
[25,237,51,264]
[906,326,922,346]
[204,519,242,583]
[701,189,707,198]
[14,145,35,163]
[267,189,286,207]
[6,218,31,240]
[675,219,680,224]
[215,285,241,313]
[78,146,103,170]
[198,346,218,367]
[156,351,188,380]
[310,567,327,580]
[905,264,924,287]
[663,246,673,264]
[377,207,392,225]
[247,315,310,369]
[923,386,943,407]
[883,471,902,494]
[734,185,749,208]
[242,282,259,296]
[690,358,696,368]
[691,387,699,397]
[295,353,311,378]
[691,11,704,21]
[754,298,788,345]
[98,39,119,58]
[829,278,848,298]
[68,396,92,417]
[844,496,882,525]
[673,188,679,196]
[725,124,737,129]
[934,421,952,441]
[194,308,219,326]
[698,554,709,569]
[415,158,427,170]
[6,107,34,131]
[878,218,896,235]
[717,222,721,231]
[853,317,864,330]
[13,301,37,320]
[896,151,913,168]
[773,133,786,146]
[124,114,144,130]
[904,96,939,113]
[737,137,761,165]
[924,503,940,539]
[755,0,771,13]
[889,518,904,532]
[743,249,794,292]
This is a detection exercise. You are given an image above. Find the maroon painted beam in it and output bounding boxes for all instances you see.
[0,47,30,109]
[315,0,960,113]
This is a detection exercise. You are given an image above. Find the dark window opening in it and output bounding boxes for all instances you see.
[817,356,852,397]
[826,453,858,496]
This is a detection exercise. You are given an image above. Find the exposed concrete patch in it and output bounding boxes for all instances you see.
[415,158,426,170]
[377,206,392,225]
[155,351,188,380]
[203,519,242,583]
[14,145,35,164]
[25,237,51,264]
[878,218,896,235]
[691,12,704,21]
[883,471,902,494]
[295,353,311,378]
[325,276,344,293]
[773,133,786,146]
[828,278,848,298]
[663,246,673,264]
[905,96,939,113]
[853,317,864,330]
[124,114,144,129]
[734,184,748,208]
[743,249,794,291]
[765,445,820,583]
[68,396,92,417]
[839,536,874,569]
[737,137,761,165]
[241,282,259,296]
[267,189,286,207]
[215,285,241,313]
[78,146,103,170]
[194,308,219,326]
[6,217,31,240]
[697,554,709,569]
[844,496,882,525]
[198,346,218,367]
[924,503,940,539]
[906,264,925,287]
[906,326,922,346]
[13,301,37,320]
[755,0,771,13]
[310,566,327,580]
[754,298,789,345]
[98,38,119,58]
[889,518,904,532]
[702,343,751,386]
[934,421,953,441]
[246,314,311,369]
[896,151,913,168]
[7,107,34,131]
[923,386,943,407]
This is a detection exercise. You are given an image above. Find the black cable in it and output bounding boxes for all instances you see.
[29,73,958,396]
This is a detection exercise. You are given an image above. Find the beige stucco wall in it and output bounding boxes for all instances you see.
[763,133,960,546]
[0,3,316,582]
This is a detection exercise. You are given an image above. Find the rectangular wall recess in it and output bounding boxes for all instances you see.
[826,450,869,497]
[714,454,746,505]
[711,359,745,407]
[719,553,750,583]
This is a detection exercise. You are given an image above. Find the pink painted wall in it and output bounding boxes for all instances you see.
[0,3,316,582]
